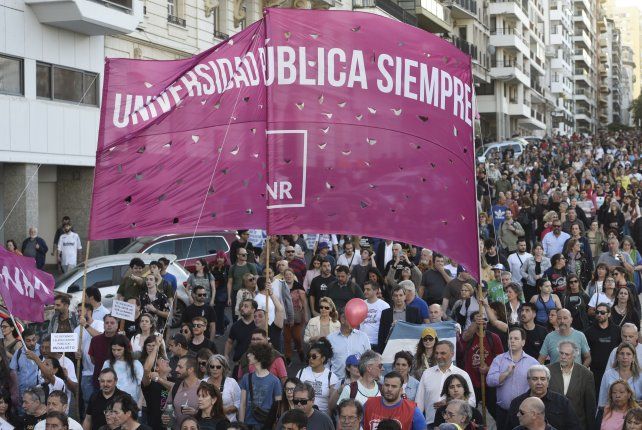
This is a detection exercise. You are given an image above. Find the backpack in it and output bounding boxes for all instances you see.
[348,380,382,400]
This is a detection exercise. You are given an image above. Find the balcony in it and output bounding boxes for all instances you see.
[573,9,591,31]
[451,37,479,59]
[491,59,530,85]
[490,27,529,56]
[25,0,143,35]
[353,0,418,26]
[574,67,590,83]
[573,30,592,51]
[573,48,592,67]
[489,0,529,26]
[443,0,477,19]
[416,0,451,33]
[545,46,557,58]
[518,108,546,130]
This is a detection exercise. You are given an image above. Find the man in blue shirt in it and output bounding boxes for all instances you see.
[400,280,429,323]
[158,257,177,293]
[9,327,41,406]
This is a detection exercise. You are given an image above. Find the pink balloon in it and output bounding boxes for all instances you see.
[345,298,368,328]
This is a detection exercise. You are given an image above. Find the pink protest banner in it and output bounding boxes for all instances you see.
[0,247,55,322]
[89,8,479,278]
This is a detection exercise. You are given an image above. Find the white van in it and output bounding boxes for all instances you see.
[476,140,526,163]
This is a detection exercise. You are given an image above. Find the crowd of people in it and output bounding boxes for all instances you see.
[0,130,641,430]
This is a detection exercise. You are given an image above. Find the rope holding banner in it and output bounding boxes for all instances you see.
[76,240,91,418]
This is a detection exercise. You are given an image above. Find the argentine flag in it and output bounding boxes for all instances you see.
[381,320,458,366]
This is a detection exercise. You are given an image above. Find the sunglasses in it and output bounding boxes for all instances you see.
[239,253,248,256]
[286,250,295,253]
[209,364,222,369]
[569,280,579,284]
[319,306,331,310]
[422,336,435,342]
[192,323,205,328]
[196,293,207,298]
[181,329,190,334]
[596,310,609,315]
[199,361,207,366]
[308,353,320,360]
[292,399,309,405]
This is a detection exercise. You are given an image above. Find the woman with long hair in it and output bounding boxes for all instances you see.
[196,349,215,379]
[622,237,642,292]
[139,273,170,330]
[180,323,193,343]
[180,416,201,430]
[302,256,323,293]
[564,237,592,287]
[612,287,641,330]
[589,277,617,317]
[42,357,68,394]
[587,220,605,264]
[413,327,438,380]
[283,268,308,364]
[130,313,158,357]
[195,382,230,430]
[187,258,216,306]
[4,240,21,256]
[272,377,301,425]
[0,390,15,428]
[588,263,610,297]
[562,273,590,331]
[623,408,642,430]
[521,243,551,302]
[543,253,568,296]
[303,297,340,344]
[295,338,337,413]
[102,334,144,402]
[138,334,167,366]
[530,278,562,326]
[433,374,484,428]
[599,343,642,406]
[0,319,22,360]
[210,251,230,337]
[203,354,240,422]
[596,380,639,430]
[505,283,524,326]
[393,351,419,401]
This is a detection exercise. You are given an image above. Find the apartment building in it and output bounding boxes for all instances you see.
[548,0,574,134]
[0,0,143,257]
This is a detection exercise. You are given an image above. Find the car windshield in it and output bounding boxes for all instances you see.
[118,241,146,253]
[55,264,84,284]
[475,146,486,157]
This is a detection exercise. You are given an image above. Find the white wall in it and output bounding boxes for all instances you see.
[0,1,103,166]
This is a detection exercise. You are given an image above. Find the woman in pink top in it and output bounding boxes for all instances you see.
[598,380,639,430]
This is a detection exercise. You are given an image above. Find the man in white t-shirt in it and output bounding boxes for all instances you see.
[34,390,83,430]
[337,242,362,270]
[57,223,82,273]
[507,239,533,283]
[360,281,389,352]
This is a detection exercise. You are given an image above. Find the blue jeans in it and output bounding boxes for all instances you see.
[81,375,95,413]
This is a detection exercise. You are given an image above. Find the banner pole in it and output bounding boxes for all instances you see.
[76,240,91,419]
[8,313,25,352]
[264,236,270,335]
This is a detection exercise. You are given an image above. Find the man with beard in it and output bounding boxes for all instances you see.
[362,371,426,430]
[83,368,124,430]
[519,303,548,358]
[538,309,590,366]
[583,303,621,392]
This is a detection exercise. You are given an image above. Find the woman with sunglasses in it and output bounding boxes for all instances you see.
[295,338,337,413]
[303,297,340,344]
[203,354,241,422]
[180,323,193,342]
[612,286,640,329]
[196,349,215,379]
[562,274,590,331]
[432,374,483,429]
[412,327,438,380]
[195,382,230,430]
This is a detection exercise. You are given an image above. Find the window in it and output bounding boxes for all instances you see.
[0,55,23,96]
[36,63,99,106]
[147,241,176,255]
[168,0,175,16]
[86,267,115,289]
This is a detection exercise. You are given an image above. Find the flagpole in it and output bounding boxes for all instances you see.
[76,240,91,419]
[264,236,270,334]
[471,70,487,424]
[8,312,25,352]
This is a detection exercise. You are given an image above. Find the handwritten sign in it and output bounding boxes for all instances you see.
[51,333,79,353]
[111,300,137,321]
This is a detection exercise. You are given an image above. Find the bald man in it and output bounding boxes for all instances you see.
[514,397,551,430]
[538,309,590,366]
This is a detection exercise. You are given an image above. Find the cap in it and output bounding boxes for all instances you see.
[421,327,437,339]
[318,242,330,250]
[345,355,359,367]
[491,263,505,271]
[237,229,249,235]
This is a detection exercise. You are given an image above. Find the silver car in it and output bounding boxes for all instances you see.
[54,253,190,327]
